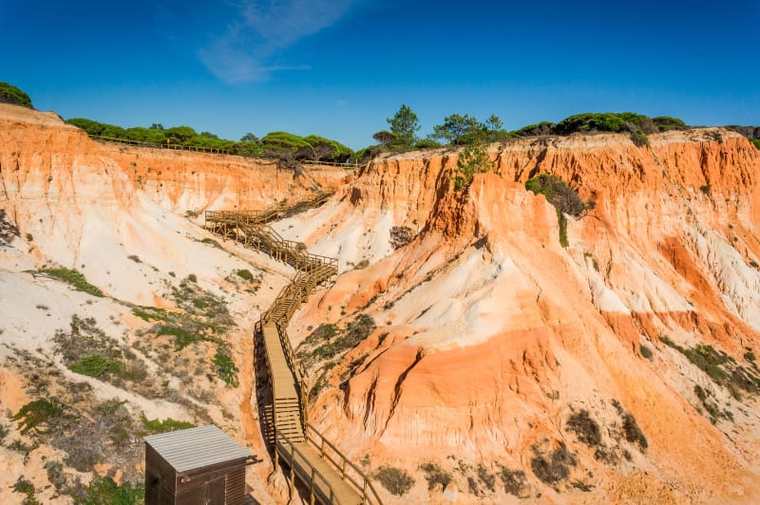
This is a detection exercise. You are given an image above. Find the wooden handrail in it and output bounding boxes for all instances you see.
[276,433,344,505]
[305,424,384,505]
[205,200,382,505]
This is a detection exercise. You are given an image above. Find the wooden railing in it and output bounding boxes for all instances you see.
[205,201,382,505]
[304,424,384,505]
[276,432,343,505]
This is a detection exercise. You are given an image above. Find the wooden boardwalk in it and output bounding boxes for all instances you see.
[206,199,382,505]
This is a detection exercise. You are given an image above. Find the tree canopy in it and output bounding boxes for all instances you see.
[66,117,353,163]
[387,105,420,147]
[0,82,33,108]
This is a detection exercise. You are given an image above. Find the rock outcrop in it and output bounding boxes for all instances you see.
[280,129,760,504]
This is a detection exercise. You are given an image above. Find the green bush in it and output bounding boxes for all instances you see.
[12,477,40,505]
[566,410,601,447]
[525,174,588,217]
[752,139,760,150]
[455,142,492,191]
[39,267,104,297]
[157,325,199,349]
[419,463,452,491]
[513,121,555,137]
[213,348,239,387]
[640,344,653,359]
[652,116,688,131]
[303,135,353,162]
[374,466,415,496]
[65,117,353,162]
[554,112,656,135]
[629,129,650,147]
[0,82,33,108]
[12,399,64,435]
[498,466,528,496]
[70,355,123,378]
[414,138,442,149]
[557,209,569,248]
[236,269,254,281]
[141,416,193,434]
[530,442,576,485]
[74,476,144,505]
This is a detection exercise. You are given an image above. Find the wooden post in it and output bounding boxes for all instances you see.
[309,467,316,505]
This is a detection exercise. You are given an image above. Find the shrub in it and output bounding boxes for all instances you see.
[752,139,760,150]
[477,464,495,492]
[157,325,200,349]
[660,338,760,396]
[514,121,555,137]
[419,463,452,491]
[303,135,353,162]
[0,82,33,108]
[498,466,528,496]
[557,209,569,248]
[141,416,193,434]
[530,442,576,485]
[652,116,688,131]
[236,269,254,281]
[640,344,653,359]
[414,138,441,149]
[554,112,656,135]
[455,142,492,191]
[74,476,144,505]
[525,174,587,217]
[65,116,353,162]
[630,129,650,147]
[374,466,415,496]
[612,400,648,451]
[38,267,104,297]
[70,355,123,378]
[12,399,64,435]
[12,477,40,505]
[213,348,239,387]
[390,226,414,249]
[566,410,602,447]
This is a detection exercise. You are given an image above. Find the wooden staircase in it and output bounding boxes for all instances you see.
[205,197,383,505]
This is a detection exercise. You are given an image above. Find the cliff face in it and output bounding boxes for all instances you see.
[3,102,760,505]
[280,130,760,504]
[0,104,346,304]
[0,104,348,504]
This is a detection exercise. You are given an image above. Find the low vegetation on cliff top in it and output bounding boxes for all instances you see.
[357,106,692,161]
[0,81,33,108]
[66,117,353,164]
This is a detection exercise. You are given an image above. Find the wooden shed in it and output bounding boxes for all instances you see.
[144,425,253,505]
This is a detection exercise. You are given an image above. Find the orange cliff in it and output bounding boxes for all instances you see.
[279,129,760,504]
[0,103,349,303]
[0,103,348,220]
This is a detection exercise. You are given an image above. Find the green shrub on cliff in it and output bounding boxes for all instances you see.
[0,82,33,108]
[514,112,688,146]
[65,117,353,163]
[752,139,760,150]
[525,174,593,248]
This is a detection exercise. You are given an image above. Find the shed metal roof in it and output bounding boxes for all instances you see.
[145,425,252,473]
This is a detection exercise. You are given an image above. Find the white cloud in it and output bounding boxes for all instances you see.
[200,0,355,83]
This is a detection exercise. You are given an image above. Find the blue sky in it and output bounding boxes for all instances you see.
[2,0,759,148]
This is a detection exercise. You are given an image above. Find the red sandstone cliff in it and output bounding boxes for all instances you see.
[279,129,760,504]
